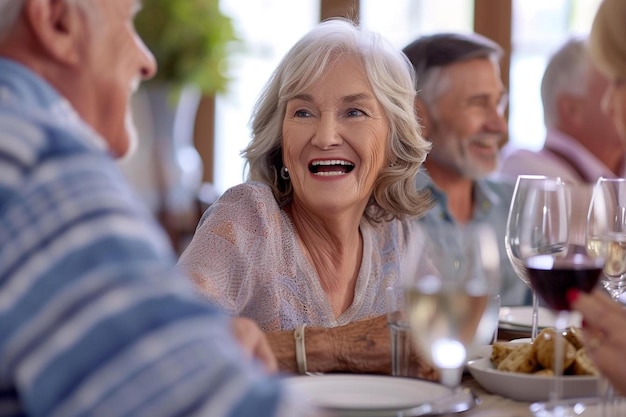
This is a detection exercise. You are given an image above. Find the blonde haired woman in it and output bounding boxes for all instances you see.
[570,0,626,396]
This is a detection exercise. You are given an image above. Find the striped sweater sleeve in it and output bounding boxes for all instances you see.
[0,111,316,416]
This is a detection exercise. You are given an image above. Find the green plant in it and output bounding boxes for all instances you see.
[135,0,236,94]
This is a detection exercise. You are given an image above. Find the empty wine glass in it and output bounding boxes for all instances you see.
[587,177,626,302]
[521,178,604,414]
[505,175,554,341]
[406,223,501,387]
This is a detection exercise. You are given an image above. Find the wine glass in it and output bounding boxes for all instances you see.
[587,177,626,302]
[586,177,626,416]
[406,223,501,387]
[505,175,555,341]
[520,178,604,413]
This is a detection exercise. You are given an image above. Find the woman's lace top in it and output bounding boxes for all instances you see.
[178,182,420,332]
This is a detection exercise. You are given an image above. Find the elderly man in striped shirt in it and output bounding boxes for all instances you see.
[0,0,318,416]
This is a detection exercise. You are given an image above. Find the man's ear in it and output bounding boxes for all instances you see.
[414,98,433,138]
[24,0,84,66]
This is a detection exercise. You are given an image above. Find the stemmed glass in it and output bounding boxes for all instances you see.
[520,178,604,414]
[587,177,626,302]
[505,175,553,341]
[586,177,626,416]
[406,223,501,388]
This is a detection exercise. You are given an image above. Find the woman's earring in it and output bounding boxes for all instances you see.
[280,166,290,180]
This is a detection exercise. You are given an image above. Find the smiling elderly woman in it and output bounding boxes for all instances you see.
[178,18,435,377]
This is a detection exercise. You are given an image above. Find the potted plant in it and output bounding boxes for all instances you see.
[135,0,236,94]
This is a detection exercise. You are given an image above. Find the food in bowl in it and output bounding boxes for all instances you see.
[491,327,599,376]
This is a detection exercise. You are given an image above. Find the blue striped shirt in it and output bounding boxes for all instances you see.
[0,58,309,417]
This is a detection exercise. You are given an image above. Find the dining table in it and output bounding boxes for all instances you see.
[455,374,538,417]
[294,308,624,417]
[448,323,626,417]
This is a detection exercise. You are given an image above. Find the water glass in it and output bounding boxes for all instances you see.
[386,286,410,377]
[474,293,501,345]
[406,224,501,387]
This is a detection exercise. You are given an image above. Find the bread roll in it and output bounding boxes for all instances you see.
[533,368,555,376]
[491,342,517,366]
[571,348,600,376]
[563,326,584,350]
[497,343,538,373]
[534,328,576,370]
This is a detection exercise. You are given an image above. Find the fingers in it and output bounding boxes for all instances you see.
[230,317,278,373]
[252,334,279,373]
[571,289,620,334]
[570,289,626,395]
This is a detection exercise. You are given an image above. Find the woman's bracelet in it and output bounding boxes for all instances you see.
[294,324,308,374]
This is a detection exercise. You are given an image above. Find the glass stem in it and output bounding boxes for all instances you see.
[551,311,569,403]
[531,293,539,341]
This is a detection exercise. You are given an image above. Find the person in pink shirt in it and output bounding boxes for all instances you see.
[498,37,626,184]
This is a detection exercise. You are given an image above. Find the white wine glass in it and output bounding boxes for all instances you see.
[587,177,626,302]
[406,223,501,387]
[587,177,626,417]
[506,175,556,341]
[521,178,604,414]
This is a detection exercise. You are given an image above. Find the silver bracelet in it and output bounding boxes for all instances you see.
[294,324,308,374]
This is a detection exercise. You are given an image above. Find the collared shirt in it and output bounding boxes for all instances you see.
[0,58,310,417]
[415,171,529,306]
[498,128,626,184]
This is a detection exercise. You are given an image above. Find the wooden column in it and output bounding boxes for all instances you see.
[474,0,512,144]
[474,0,512,89]
[193,95,215,183]
[320,0,359,22]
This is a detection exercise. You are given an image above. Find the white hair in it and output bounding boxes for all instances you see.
[243,18,433,220]
[541,37,589,128]
[0,0,96,41]
[0,0,26,39]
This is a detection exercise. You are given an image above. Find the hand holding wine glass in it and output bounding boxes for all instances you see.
[569,288,626,397]
[407,224,501,387]
[586,177,626,416]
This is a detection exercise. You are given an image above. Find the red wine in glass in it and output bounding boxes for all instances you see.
[525,253,604,311]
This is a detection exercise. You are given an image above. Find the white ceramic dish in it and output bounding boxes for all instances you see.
[283,374,470,417]
[499,306,582,329]
[466,357,599,402]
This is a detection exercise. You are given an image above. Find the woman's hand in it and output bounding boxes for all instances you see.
[265,315,437,379]
[570,288,626,396]
[329,315,438,380]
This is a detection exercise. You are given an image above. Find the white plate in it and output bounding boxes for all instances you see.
[283,374,455,416]
[499,306,582,329]
[466,357,599,402]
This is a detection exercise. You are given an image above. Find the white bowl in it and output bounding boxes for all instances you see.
[466,357,599,402]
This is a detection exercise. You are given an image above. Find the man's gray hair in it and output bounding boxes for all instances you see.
[402,32,503,106]
[0,0,26,39]
[540,37,589,128]
[0,0,94,41]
